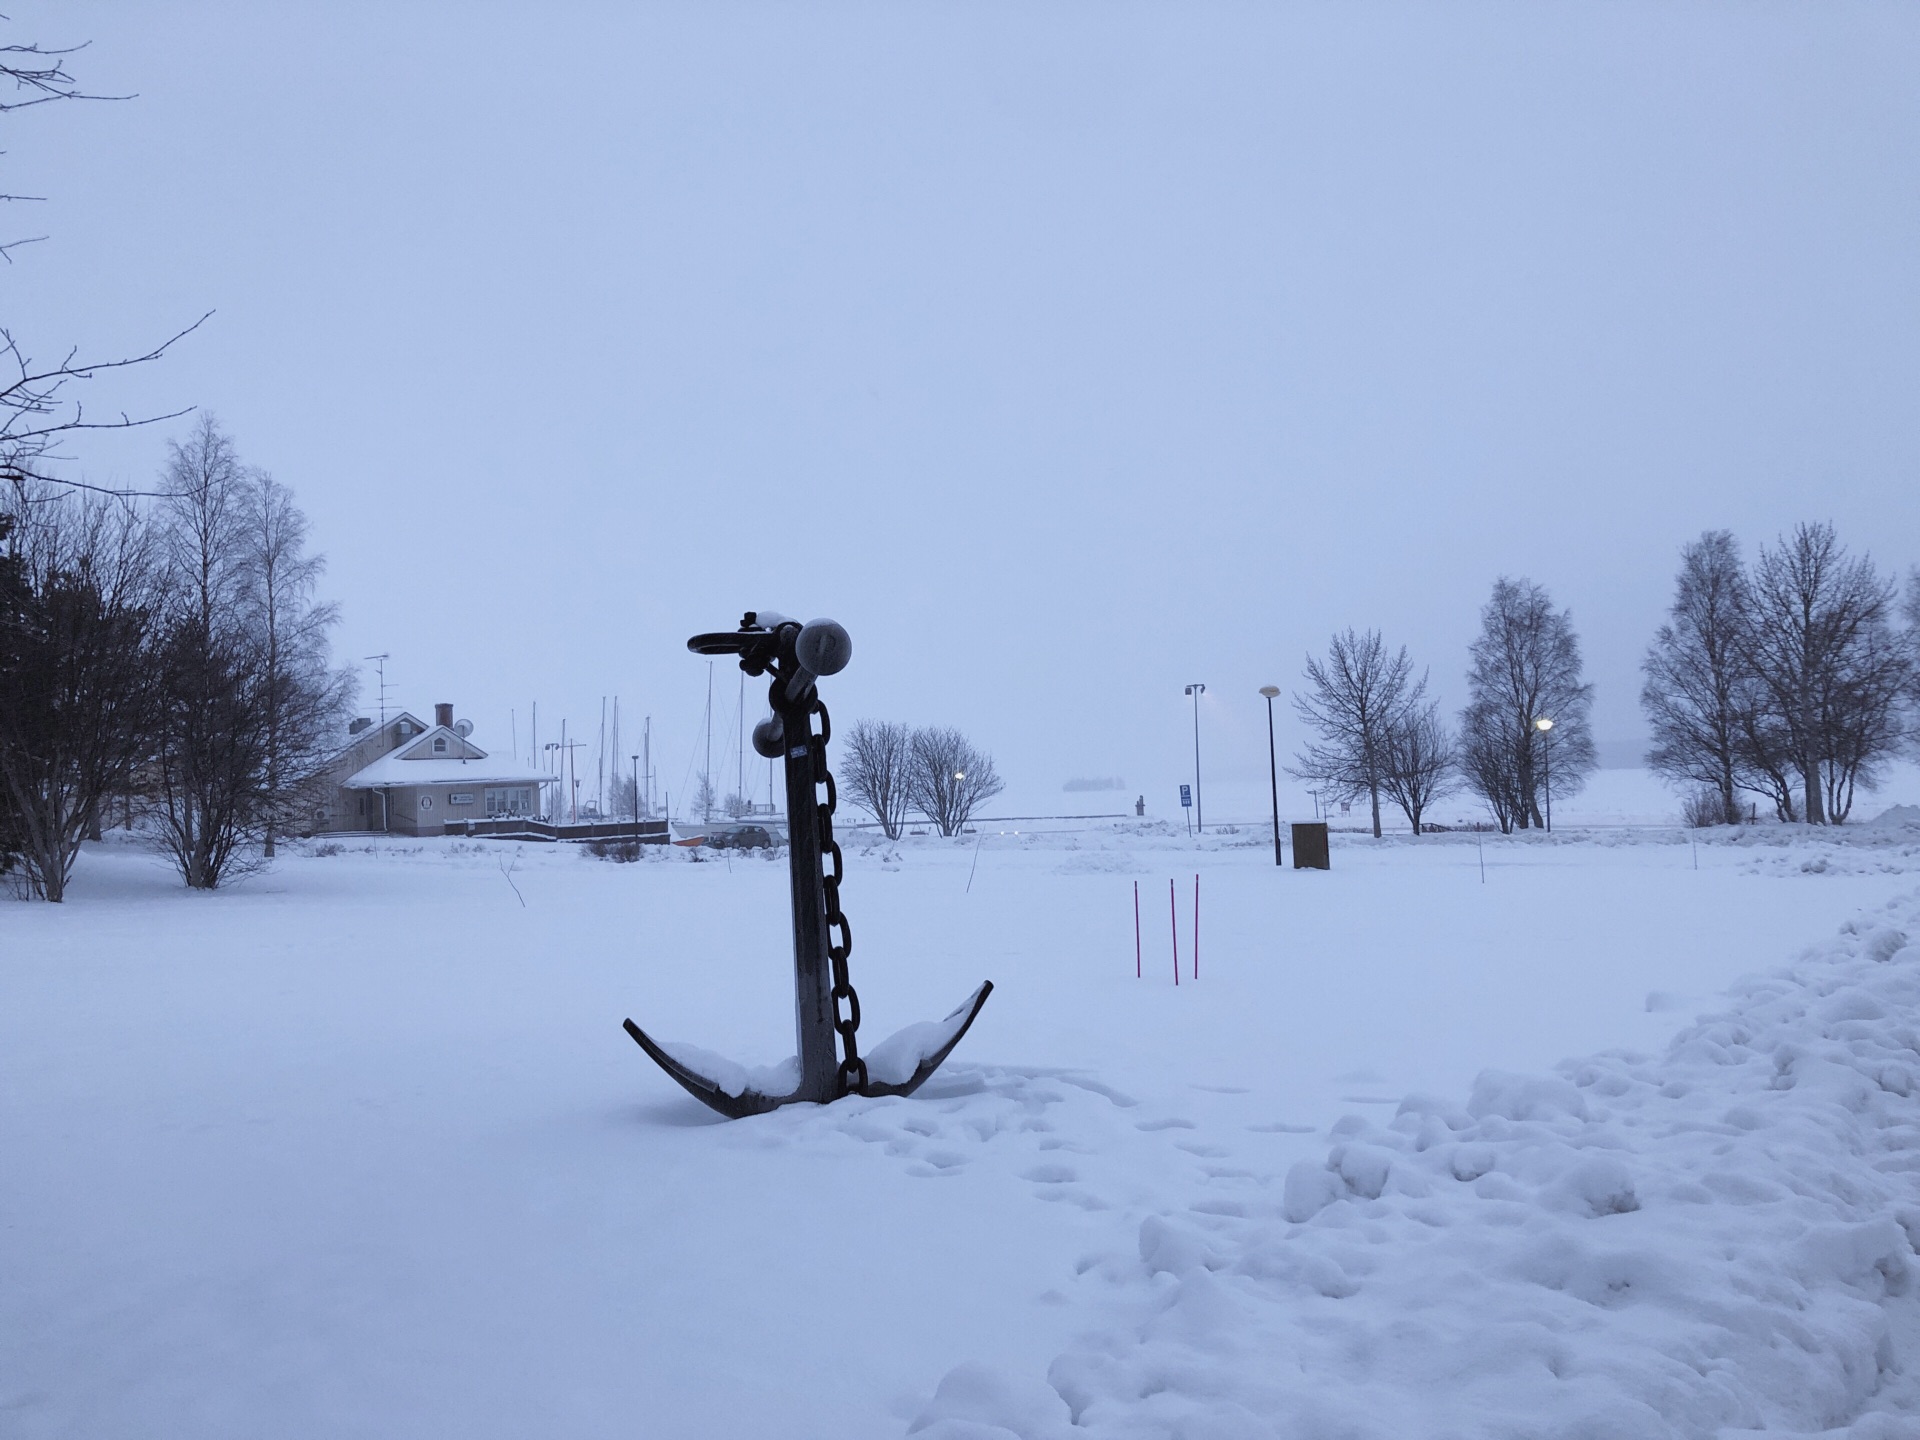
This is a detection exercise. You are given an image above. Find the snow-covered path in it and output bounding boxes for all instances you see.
[3,825,1918,1437]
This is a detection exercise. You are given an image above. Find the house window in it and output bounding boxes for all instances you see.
[485,787,532,817]
[433,737,448,753]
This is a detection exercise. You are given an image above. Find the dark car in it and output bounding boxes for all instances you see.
[708,825,774,850]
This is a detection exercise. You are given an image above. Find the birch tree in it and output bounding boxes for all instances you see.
[152,416,266,887]
[240,473,349,856]
[1458,578,1596,830]
[841,718,913,840]
[906,727,1004,837]
[1642,531,1751,826]
[1740,524,1904,825]
[1378,702,1456,836]
[1287,628,1421,839]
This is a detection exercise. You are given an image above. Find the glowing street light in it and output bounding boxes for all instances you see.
[1534,716,1555,832]
[1259,686,1282,866]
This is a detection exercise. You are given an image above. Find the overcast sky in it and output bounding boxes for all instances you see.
[9,2,1919,818]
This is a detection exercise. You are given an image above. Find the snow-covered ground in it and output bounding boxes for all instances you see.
[5,815,1920,1438]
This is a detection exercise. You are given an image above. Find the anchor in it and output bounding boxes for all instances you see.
[623,611,993,1118]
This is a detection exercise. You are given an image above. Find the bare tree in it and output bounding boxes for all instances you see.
[240,473,349,856]
[906,726,1004,837]
[151,418,269,887]
[1642,531,1751,826]
[1740,524,1904,824]
[840,719,913,840]
[1731,692,1799,822]
[1287,628,1422,838]
[1378,702,1456,835]
[1459,577,1596,830]
[0,481,162,899]
[1816,609,1908,824]
[1908,570,1920,752]
[1458,700,1522,834]
[1,25,205,497]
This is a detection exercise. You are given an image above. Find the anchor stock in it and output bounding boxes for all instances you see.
[623,611,993,1118]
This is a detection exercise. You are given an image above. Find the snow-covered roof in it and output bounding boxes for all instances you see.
[327,711,428,763]
[341,726,553,789]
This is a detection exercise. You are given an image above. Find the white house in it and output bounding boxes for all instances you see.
[311,704,555,836]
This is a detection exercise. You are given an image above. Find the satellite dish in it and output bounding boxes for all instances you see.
[453,719,473,738]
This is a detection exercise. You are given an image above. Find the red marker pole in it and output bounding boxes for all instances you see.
[1169,878,1179,986]
[1133,881,1141,978]
[1193,874,1200,980]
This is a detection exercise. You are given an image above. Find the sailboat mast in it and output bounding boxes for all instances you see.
[609,698,621,818]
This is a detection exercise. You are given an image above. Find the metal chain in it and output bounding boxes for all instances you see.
[811,696,866,1095]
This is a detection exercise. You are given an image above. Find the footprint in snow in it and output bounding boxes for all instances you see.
[1023,1162,1078,1184]
[1175,1140,1232,1158]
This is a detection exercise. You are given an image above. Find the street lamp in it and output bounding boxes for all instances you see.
[632,754,641,842]
[1534,716,1555,832]
[1259,686,1282,866]
[1184,683,1206,833]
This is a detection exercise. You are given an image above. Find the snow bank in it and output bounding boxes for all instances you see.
[915,895,1920,1439]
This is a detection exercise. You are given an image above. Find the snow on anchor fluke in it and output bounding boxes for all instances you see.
[623,981,992,1118]
[622,1021,802,1119]
[856,982,994,1097]
[624,611,992,1119]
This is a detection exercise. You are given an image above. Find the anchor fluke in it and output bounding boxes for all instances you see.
[622,1019,809,1118]
[856,982,994,1099]
[624,981,994,1119]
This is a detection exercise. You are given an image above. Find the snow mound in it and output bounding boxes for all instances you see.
[917,890,1920,1439]
[1868,804,1920,832]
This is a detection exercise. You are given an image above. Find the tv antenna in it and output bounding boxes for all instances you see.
[365,654,391,725]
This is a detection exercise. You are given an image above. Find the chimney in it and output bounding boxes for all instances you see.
[435,702,454,729]
[348,716,372,735]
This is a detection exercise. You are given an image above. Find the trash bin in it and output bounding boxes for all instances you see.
[1291,822,1330,870]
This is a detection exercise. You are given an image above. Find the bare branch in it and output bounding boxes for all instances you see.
[0,313,213,498]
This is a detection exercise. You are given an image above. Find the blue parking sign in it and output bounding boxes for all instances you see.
[1179,784,1192,808]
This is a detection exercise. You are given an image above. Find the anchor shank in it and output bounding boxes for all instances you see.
[777,682,840,1104]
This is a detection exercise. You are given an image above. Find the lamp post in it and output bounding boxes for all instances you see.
[1259,686,1282,866]
[632,754,641,842]
[1184,683,1206,833]
[1534,716,1554,832]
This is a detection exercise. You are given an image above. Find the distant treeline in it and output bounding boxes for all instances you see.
[0,419,350,900]
[1291,523,1918,835]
